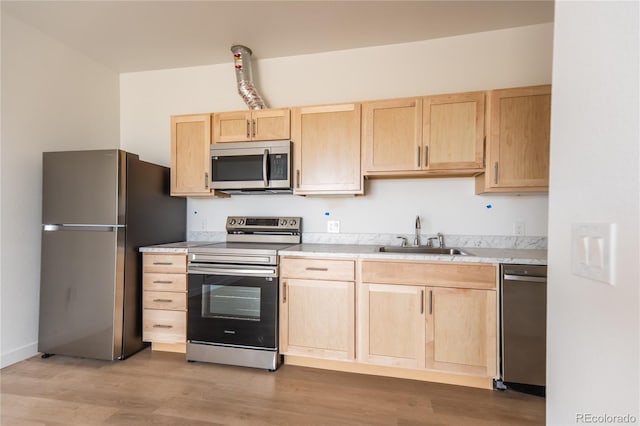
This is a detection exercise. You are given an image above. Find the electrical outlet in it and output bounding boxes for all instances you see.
[513,221,525,236]
[327,220,340,233]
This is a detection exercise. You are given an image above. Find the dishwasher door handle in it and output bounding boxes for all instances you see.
[503,274,547,283]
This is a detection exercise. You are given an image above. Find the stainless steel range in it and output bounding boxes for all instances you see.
[186,216,301,370]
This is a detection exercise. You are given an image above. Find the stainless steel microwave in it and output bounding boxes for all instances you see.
[210,140,292,194]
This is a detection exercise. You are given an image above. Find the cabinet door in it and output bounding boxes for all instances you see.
[252,108,290,140]
[171,114,212,196]
[212,111,252,143]
[423,92,485,171]
[425,287,497,377]
[358,283,425,368]
[292,103,362,194]
[362,98,422,174]
[213,109,290,142]
[479,85,551,192]
[280,279,355,360]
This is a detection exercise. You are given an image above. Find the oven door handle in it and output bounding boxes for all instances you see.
[188,266,277,277]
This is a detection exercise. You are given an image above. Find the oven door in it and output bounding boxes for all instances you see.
[210,141,291,191]
[187,265,278,349]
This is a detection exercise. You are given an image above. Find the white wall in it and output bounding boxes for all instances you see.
[0,13,120,367]
[547,1,639,424]
[121,23,552,238]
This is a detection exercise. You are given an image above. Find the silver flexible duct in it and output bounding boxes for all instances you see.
[231,45,267,110]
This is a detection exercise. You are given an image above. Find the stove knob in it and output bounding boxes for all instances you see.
[238,219,245,225]
[279,219,287,226]
[289,219,297,226]
[229,219,236,225]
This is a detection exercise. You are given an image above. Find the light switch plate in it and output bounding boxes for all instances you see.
[571,223,616,285]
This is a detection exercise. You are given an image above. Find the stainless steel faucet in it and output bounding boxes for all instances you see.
[426,232,445,248]
[414,216,421,246]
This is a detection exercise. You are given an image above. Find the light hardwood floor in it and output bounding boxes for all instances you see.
[1,348,544,425]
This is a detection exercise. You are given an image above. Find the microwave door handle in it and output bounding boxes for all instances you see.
[263,149,269,188]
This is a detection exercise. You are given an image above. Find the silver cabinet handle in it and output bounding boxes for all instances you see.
[283,281,287,303]
[153,280,173,284]
[305,267,328,272]
[429,290,433,315]
[424,146,429,168]
[296,170,301,188]
[205,172,209,189]
[494,162,499,184]
[252,119,257,138]
[263,149,269,188]
[153,262,173,265]
[246,120,251,138]
[420,289,424,314]
[417,146,421,167]
[152,299,173,303]
[152,324,173,329]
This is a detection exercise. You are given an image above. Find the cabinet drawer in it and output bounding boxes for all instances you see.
[281,258,355,281]
[361,261,497,290]
[143,254,186,273]
[143,310,186,343]
[143,273,186,292]
[143,291,186,311]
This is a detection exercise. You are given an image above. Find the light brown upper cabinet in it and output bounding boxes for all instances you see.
[476,85,551,193]
[363,93,485,176]
[212,108,290,143]
[170,114,213,196]
[362,97,423,174]
[423,92,485,172]
[291,103,363,195]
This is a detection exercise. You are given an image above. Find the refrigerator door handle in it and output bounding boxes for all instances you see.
[43,224,125,232]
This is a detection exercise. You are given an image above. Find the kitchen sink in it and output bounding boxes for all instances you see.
[378,246,473,255]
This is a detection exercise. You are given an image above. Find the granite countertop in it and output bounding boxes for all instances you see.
[278,244,547,265]
[140,241,547,265]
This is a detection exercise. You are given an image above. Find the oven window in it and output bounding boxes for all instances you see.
[203,285,261,321]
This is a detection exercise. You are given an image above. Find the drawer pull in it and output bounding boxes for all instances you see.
[152,324,173,329]
[153,262,173,266]
[152,299,173,303]
[153,280,173,284]
[305,267,329,272]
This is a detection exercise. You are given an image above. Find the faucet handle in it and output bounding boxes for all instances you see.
[396,236,408,247]
[437,232,445,248]
[426,236,438,248]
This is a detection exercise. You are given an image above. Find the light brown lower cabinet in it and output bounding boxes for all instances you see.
[425,287,496,376]
[359,260,498,379]
[357,283,496,377]
[142,253,188,353]
[282,257,498,389]
[280,257,356,360]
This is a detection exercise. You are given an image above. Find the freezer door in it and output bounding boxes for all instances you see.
[42,150,122,225]
[38,226,125,360]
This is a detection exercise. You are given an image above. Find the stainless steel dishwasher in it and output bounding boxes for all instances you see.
[499,264,547,396]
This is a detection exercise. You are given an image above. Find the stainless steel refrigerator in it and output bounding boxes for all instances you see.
[39,149,186,360]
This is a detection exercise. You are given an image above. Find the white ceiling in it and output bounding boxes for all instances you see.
[1,1,554,73]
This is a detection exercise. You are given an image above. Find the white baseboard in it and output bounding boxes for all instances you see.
[0,342,38,369]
